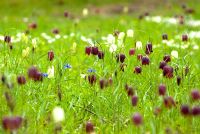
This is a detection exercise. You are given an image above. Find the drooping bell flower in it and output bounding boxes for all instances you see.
[2,116,23,131]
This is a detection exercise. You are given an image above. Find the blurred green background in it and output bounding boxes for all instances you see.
[0,0,199,17]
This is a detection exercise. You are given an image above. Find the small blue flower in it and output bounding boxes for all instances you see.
[88,68,96,73]
[42,73,48,77]
[64,64,72,69]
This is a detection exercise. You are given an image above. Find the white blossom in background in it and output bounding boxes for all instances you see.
[52,106,65,123]
[11,36,20,43]
[181,45,188,49]
[151,16,162,23]
[123,6,129,13]
[188,31,200,38]
[22,47,30,58]
[55,34,61,39]
[118,32,125,40]
[32,38,37,48]
[82,8,88,17]
[146,16,178,25]
[23,17,29,23]
[107,34,115,44]
[145,16,200,27]
[187,20,200,27]
[136,41,142,49]
[193,45,199,50]
[162,39,174,47]
[41,33,52,40]
[0,35,4,41]
[109,44,117,53]
[47,66,54,78]
[80,36,95,46]
[171,50,178,58]
[87,38,95,46]
[48,38,55,44]
[81,36,87,42]
[127,29,134,37]
[164,18,177,24]
[80,74,86,79]
[63,35,68,39]
[70,32,75,37]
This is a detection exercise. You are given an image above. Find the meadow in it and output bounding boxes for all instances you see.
[0,0,200,133]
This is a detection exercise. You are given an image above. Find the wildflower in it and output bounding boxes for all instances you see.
[42,73,48,77]
[191,89,200,100]
[134,66,142,74]
[88,68,96,73]
[116,54,126,63]
[85,121,94,133]
[28,66,42,81]
[47,66,54,78]
[4,36,11,43]
[80,74,86,79]
[17,75,26,85]
[85,46,92,55]
[154,107,161,115]
[191,106,200,116]
[163,66,173,78]
[52,106,65,123]
[181,105,190,116]
[137,54,143,61]
[162,33,168,40]
[22,47,30,58]
[82,8,88,16]
[21,33,28,43]
[48,50,54,61]
[136,41,142,49]
[64,64,72,69]
[158,84,166,96]
[182,34,188,41]
[109,44,117,53]
[145,43,153,54]
[127,29,134,37]
[163,55,171,62]
[32,38,37,48]
[164,96,175,108]
[64,11,69,17]
[98,51,104,59]
[142,56,150,65]
[28,22,37,29]
[2,116,23,131]
[52,28,59,34]
[129,48,135,56]
[123,6,129,13]
[159,61,167,70]
[131,95,138,106]
[193,45,199,50]
[88,74,96,85]
[107,34,115,44]
[132,113,142,126]
[171,50,178,58]
[127,86,134,96]
[91,47,98,55]
[99,79,106,89]
[177,76,181,86]
[118,32,125,40]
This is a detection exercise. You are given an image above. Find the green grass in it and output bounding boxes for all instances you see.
[0,0,200,134]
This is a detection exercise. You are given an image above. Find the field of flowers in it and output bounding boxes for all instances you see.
[0,0,200,133]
